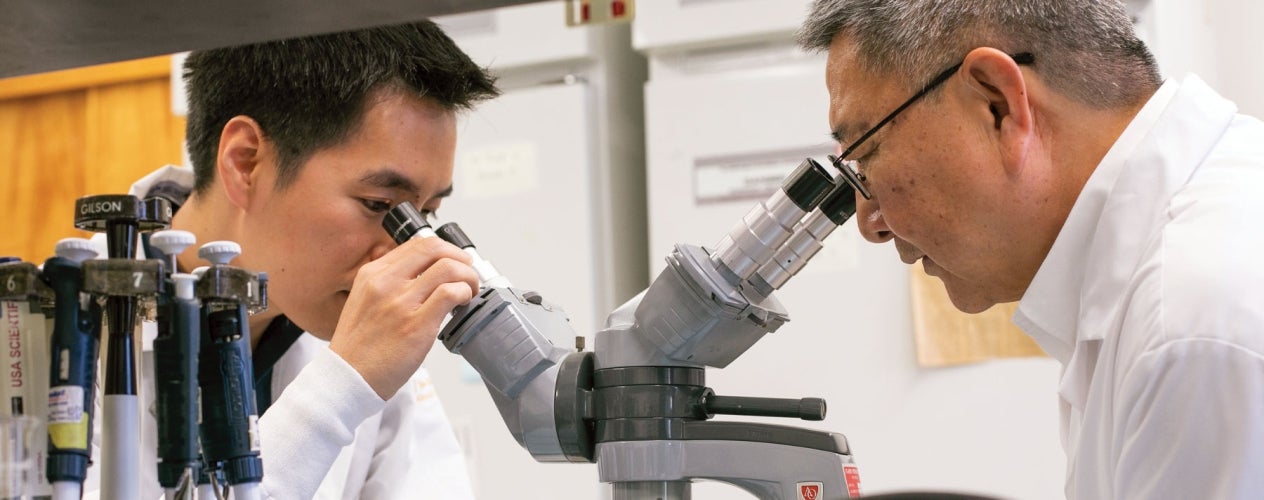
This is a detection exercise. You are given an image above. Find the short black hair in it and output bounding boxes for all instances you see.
[183,20,499,194]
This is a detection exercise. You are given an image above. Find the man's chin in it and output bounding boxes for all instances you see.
[284,309,338,341]
[937,277,998,314]
[947,295,997,314]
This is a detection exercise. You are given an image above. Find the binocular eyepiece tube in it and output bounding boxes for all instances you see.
[709,158,838,287]
[383,202,512,289]
[748,180,858,297]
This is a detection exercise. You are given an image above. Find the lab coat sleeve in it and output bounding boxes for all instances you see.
[1114,339,1264,499]
[358,367,475,498]
[257,348,387,500]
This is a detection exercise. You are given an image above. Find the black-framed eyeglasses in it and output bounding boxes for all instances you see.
[828,52,1035,200]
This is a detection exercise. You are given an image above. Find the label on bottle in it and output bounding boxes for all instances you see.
[249,414,261,452]
[48,385,84,424]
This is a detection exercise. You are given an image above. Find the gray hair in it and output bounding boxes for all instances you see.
[797,0,1161,108]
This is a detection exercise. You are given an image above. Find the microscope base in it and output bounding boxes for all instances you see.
[598,438,857,500]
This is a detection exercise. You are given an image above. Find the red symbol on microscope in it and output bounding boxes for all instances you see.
[797,482,822,500]
[844,465,863,497]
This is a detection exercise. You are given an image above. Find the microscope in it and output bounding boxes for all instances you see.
[385,156,864,500]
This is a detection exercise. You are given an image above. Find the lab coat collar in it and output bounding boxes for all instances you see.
[1014,75,1236,366]
[127,164,194,200]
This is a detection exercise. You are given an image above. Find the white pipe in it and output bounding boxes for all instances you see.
[197,483,218,500]
[51,480,81,500]
[102,395,140,499]
[232,482,263,500]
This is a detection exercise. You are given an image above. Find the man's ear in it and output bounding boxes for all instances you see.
[216,116,268,210]
[959,47,1034,176]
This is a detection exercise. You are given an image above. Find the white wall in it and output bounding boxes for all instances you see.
[1134,0,1264,116]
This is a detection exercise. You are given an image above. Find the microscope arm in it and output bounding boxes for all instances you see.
[438,286,595,463]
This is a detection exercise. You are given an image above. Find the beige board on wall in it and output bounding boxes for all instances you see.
[909,265,1047,367]
[0,56,186,263]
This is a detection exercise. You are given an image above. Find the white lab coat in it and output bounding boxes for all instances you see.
[82,166,475,499]
[1014,75,1264,499]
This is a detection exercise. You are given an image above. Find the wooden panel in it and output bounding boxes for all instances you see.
[0,56,185,263]
[909,265,1047,367]
[0,91,91,262]
[83,77,186,196]
[0,56,171,100]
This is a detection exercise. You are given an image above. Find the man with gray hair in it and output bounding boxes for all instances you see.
[799,1,1264,498]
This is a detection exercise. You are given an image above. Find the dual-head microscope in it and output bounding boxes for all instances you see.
[385,155,865,500]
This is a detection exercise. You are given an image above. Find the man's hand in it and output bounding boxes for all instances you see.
[329,236,479,400]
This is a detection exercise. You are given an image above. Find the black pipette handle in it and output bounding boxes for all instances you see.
[199,304,263,485]
[154,284,202,488]
[41,249,102,484]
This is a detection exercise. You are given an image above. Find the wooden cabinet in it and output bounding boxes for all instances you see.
[910,266,1047,366]
[0,56,185,262]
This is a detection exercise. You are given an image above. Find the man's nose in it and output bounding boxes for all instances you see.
[368,230,397,261]
[856,196,894,244]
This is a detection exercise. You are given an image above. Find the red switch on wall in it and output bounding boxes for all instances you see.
[566,0,635,26]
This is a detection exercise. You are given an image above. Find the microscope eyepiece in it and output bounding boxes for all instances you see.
[818,182,858,226]
[383,202,433,244]
[782,158,837,212]
[436,223,475,250]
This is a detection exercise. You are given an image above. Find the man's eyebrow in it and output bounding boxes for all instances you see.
[359,169,420,195]
[433,184,453,199]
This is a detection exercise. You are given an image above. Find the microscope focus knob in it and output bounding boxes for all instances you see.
[55,238,99,263]
[198,241,242,266]
[151,230,197,261]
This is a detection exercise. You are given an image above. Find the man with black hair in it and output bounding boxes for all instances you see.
[90,20,498,498]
